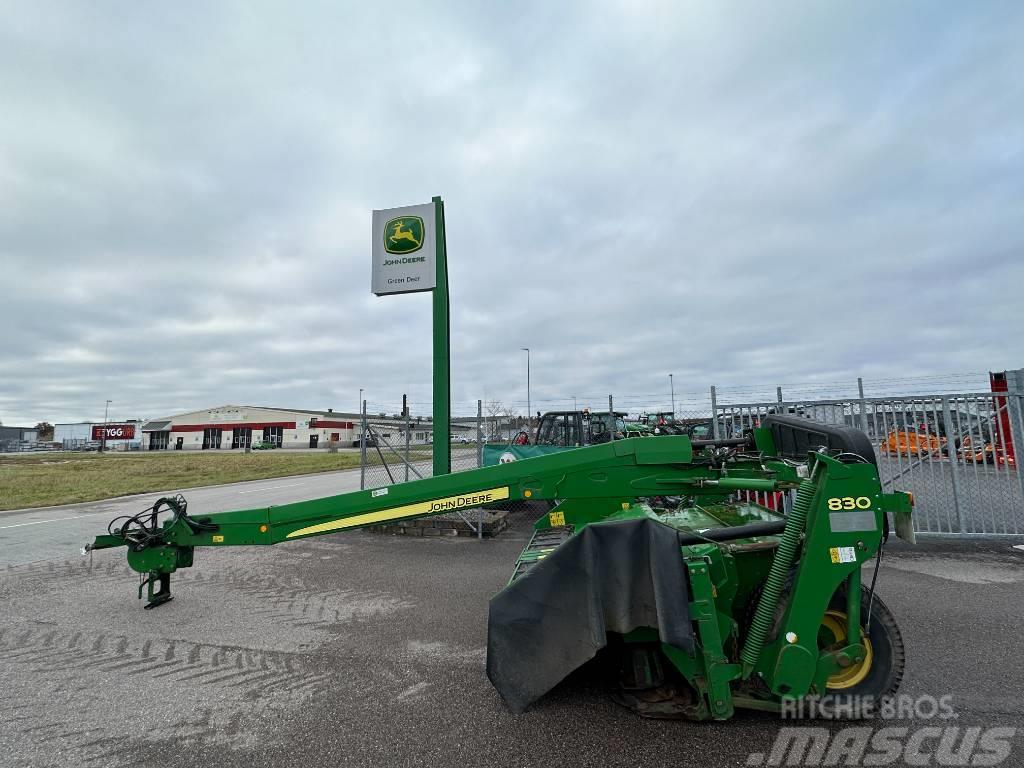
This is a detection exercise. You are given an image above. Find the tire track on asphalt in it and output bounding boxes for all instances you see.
[0,545,421,767]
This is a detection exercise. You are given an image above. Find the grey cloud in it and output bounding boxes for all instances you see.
[2,1,1022,426]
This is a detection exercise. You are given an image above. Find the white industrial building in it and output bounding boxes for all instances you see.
[140,405,465,451]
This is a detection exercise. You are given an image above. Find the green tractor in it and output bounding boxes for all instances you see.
[640,412,742,441]
[86,415,913,720]
[483,409,647,467]
[640,411,686,435]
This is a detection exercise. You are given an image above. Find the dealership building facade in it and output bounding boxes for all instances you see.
[140,405,447,450]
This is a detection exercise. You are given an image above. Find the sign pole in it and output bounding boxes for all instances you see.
[432,195,451,476]
[371,196,450,478]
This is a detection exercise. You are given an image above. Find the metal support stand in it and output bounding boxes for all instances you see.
[857,377,868,434]
[941,396,965,533]
[609,395,615,441]
[360,399,368,491]
[477,399,484,540]
[368,428,416,482]
[140,570,173,609]
[476,399,483,468]
[710,386,720,440]
[403,394,410,483]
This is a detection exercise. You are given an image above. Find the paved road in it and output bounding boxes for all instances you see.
[0,464,429,567]
[1,516,1023,767]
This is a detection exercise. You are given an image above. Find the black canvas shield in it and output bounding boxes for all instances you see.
[486,517,693,713]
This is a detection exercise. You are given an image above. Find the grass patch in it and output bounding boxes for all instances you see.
[0,451,373,511]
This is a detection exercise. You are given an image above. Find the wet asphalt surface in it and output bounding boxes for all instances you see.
[2,514,1024,768]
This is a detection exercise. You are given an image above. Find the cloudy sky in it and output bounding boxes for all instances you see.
[2,1,1022,426]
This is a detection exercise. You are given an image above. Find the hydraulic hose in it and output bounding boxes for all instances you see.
[740,477,818,674]
[676,520,787,546]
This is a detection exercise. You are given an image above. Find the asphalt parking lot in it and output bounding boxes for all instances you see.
[2,511,1024,767]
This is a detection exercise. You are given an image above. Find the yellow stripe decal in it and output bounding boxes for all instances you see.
[286,487,510,539]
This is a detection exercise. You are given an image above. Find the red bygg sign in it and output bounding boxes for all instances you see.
[92,424,136,441]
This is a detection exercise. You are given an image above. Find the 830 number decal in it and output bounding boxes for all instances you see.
[827,496,873,511]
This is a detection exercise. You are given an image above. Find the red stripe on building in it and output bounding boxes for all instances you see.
[314,420,355,429]
[169,422,297,432]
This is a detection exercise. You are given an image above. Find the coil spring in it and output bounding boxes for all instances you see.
[740,478,817,672]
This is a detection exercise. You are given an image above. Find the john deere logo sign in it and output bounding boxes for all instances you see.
[372,202,436,296]
[384,216,424,255]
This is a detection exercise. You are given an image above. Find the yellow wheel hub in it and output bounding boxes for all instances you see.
[820,610,873,689]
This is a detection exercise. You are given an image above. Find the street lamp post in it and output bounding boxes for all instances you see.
[100,399,111,453]
[669,374,675,417]
[521,348,531,429]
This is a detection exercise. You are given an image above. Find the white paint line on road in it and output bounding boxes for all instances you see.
[0,511,111,530]
[237,482,304,495]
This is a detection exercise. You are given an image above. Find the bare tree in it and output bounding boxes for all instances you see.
[485,400,507,441]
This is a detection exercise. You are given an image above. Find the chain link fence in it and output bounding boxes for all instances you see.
[358,399,487,536]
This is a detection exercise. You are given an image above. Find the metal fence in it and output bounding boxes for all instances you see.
[359,399,487,536]
[358,381,1024,538]
[716,391,1024,535]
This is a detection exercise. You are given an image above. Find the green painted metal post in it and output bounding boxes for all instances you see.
[432,196,451,476]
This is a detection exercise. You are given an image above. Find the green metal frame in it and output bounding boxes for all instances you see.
[87,430,913,718]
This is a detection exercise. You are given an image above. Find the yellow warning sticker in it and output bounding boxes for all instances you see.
[286,487,511,539]
[548,510,566,527]
[212,535,225,543]
[829,546,857,564]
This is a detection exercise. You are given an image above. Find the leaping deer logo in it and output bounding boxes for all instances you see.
[388,219,421,248]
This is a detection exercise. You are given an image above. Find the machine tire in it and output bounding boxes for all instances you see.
[814,584,905,719]
[742,575,906,719]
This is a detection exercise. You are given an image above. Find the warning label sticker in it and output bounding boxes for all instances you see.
[829,546,857,564]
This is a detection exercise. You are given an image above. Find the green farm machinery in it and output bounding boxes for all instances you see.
[483,409,647,467]
[638,411,680,433]
[514,409,633,447]
[86,415,914,719]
